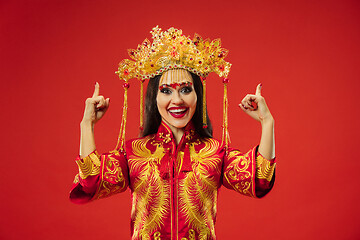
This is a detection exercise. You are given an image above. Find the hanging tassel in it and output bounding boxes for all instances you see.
[221,78,230,152]
[114,81,130,152]
[202,77,207,128]
[139,79,145,134]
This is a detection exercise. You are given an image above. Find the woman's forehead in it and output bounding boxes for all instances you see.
[159,69,193,85]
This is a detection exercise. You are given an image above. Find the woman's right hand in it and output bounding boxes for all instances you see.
[81,82,110,126]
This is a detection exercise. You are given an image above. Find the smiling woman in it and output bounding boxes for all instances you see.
[69,26,276,240]
[142,70,213,141]
[156,70,197,143]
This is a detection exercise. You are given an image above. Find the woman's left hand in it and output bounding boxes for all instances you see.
[239,83,273,123]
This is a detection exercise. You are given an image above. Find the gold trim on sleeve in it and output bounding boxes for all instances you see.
[75,151,101,179]
[256,154,276,182]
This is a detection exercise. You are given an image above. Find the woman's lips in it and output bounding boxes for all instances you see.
[168,107,188,118]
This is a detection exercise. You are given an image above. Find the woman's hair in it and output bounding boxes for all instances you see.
[142,72,213,138]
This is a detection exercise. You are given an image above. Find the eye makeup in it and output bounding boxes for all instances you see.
[159,82,193,91]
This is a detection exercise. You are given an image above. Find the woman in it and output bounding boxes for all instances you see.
[70,27,276,240]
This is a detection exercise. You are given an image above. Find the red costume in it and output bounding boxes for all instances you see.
[70,121,276,240]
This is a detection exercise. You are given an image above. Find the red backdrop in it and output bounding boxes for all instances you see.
[1,0,360,239]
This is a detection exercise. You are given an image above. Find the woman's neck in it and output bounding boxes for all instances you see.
[163,121,185,145]
[169,125,184,145]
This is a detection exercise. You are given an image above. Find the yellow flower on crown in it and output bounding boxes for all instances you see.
[115,26,231,81]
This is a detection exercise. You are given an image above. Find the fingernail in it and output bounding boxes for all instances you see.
[260,83,263,87]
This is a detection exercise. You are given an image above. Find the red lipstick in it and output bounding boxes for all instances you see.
[168,107,188,118]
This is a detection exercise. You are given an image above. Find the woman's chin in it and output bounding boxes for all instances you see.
[163,118,190,130]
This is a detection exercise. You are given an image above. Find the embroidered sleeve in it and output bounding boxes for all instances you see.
[222,146,276,198]
[69,150,129,204]
[255,150,276,198]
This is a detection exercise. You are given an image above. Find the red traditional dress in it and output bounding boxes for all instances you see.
[70,121,276,240]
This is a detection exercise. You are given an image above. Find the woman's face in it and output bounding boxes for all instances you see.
[156,69,197,131]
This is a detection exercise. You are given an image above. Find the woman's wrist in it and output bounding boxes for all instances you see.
[80,120,94,131]
[261,114,274,125]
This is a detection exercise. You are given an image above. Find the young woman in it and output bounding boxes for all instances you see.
[70,27,276,240]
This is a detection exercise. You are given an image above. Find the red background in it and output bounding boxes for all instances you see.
[1,0,360,239]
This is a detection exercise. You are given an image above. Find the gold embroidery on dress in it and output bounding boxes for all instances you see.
[95,151,127,199]
[73,174,79,184]
[129,137,170,239]
[179,138,220,240]
[96,181,122,199]
[224,150,254,197]
[177,151,185,174]
[104,155,125,184]
[159,132,172,143]
[75,151,101,179]
[154,231,161,240]
[256,154,275,181]
[181,229,196,240]
[185,130,195,141]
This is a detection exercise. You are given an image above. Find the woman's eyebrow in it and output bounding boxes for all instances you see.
[159,82,193,90]
[179,82,193,87]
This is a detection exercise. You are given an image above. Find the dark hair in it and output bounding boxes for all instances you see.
[142,72,213,138]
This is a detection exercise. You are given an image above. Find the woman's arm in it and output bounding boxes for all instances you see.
[239,83,275,159]
[80,82,110,157]
[259,117,275,159]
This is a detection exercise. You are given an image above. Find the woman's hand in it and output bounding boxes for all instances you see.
[239,83,273,123]
[81,82,110,126]
[240,83,275,159]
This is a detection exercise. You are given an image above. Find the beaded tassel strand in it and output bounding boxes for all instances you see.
[139,79,145,134]
[201,77,207,128]
[222,78,230,152]
[115,81,129,152]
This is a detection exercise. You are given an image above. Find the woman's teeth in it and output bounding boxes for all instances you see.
[169,108,186,113]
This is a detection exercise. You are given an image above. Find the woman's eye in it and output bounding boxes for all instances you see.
[160,88,172,94]
[180,86,193,94]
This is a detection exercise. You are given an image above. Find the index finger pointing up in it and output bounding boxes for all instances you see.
[92,82,100,97]
[255,83,262,96]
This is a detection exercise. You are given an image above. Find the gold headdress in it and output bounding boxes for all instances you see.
[115,26,231,151]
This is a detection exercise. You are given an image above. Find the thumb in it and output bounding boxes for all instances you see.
[105,98,110,109]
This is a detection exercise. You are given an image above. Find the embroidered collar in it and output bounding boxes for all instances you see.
[157,121,196,144]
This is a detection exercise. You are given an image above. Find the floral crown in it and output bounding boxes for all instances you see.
[114,26,231,152]
[115,26,231,81]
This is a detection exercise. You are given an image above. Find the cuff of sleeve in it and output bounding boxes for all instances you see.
[255,146,276,163]
[256,152,276,163]
[75,150,101,180]
[255,146,276,182]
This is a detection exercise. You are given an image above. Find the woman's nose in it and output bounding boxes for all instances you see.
[171,92,184,104]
